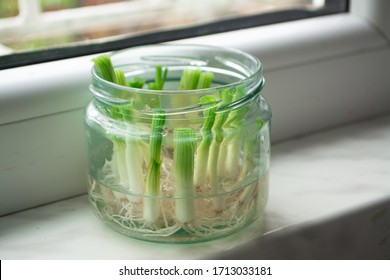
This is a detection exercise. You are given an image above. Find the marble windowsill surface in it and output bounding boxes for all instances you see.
[1,115,389,259]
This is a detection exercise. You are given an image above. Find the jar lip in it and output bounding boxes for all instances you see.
[89,78,265,117]
[91,43,263,98]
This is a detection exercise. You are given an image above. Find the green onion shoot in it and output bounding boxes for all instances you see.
[143,110,166,223]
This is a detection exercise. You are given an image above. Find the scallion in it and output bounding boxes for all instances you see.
[143,110,166,223]
[194,95,217,188]
[93,55,146,200]
[174,128,197,223]
[208,89,234,211]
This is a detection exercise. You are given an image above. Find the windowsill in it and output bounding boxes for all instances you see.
[1,115,389,259]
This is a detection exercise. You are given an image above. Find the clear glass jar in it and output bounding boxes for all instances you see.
[85,44,271,243]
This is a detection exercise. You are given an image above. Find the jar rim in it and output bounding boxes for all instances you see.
[91,43,263,96]
[90,44,265,116]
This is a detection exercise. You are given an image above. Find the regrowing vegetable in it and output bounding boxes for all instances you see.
[93,56,146,201]
[174,128,197,223]
[144,110,166,223]
[208,89,234,211]
[194,95,217,188]
[87,52,269,243]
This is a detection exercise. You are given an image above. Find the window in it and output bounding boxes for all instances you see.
[0,0,347,69]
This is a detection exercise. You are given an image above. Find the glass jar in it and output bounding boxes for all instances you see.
[85,44,271,243]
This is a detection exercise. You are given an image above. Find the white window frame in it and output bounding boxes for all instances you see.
[0,0,389,216]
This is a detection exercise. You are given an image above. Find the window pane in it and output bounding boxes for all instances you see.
[0,0,18,18]
[40,0,127,12]
[0,0,347,68]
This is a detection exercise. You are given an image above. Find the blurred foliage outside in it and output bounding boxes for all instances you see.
[0,0,125,18]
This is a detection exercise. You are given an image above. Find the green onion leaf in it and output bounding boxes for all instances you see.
[194,95,218,187]
[196,72,214,89]
[128,76,145,89]
[143,110,166,223]
[93,55,117,83]
[178,69,201,90]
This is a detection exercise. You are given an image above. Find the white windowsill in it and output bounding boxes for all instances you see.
[1,115,389,259]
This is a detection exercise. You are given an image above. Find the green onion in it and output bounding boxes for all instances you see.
[147,65,168,108]
[208,89,234,211]
[148,65,168,90]
[196,71,214,89]
[128,76,145,88]
[178,68,201,90]
[174,128,197,223]
[143,110,166,223]
[93,55,146,200]
[219,85,247,179]
[115,69,127,86]
[194,95,217,188]
[92,55,117,83]
[192,71,216,188]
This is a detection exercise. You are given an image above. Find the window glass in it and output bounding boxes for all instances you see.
[0,0,347,68]
[0,0,18,18]
[40,0,128,11]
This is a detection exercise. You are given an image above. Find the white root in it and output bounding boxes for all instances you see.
[88,155,266,241]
